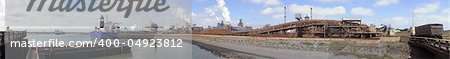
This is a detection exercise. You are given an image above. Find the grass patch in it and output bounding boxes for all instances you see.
[329,41,350,52]
[335,52,394,59]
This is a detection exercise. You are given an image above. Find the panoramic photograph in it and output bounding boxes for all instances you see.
[0,0,449,59]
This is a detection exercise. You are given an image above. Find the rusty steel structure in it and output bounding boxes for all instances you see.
[409,37,450,59]
[247,19,381,38]
[409,24,448,59]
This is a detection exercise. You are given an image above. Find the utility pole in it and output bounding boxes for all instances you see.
[412,10,415,28]
[411,10,416,35]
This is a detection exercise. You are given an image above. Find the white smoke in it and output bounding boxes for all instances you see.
[130,24,137,31]
[216,0,231,25]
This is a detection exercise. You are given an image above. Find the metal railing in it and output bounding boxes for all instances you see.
[410,37,450,52]
[0,31,27,46]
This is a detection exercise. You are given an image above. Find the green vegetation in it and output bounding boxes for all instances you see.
[444,30,450,39]
[329,41,349,52]
[330,42,408,59]
[335,52,394,59]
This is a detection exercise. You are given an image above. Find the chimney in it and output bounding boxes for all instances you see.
[284,6,287,23]
[238,19,244,27]
[100,15,105,28]
[310,8,313,20]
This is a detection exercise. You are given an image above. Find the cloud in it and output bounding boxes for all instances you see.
[0,0,4,30]
[381,16,409,28]
[249,0,281,6]
[191,12,197,17]
[261,7,273,15]
[199,7,221,25]
[259,6,285,20]
[381,14,449,29]
[192,0,232,27]
[192,11,218,27]
[410,2,449,30]
[443,8,450,14]
[315,0,351,3]
[374,0,399,7]
[414,2,439,14]
[172,7,191,24]
[390,17,407,24]
[271,14,284,20]
[194,0,205,2]
[351,7,374,16]
[289,4,346,18]
[414,14,449,30]
[0,0,4,12]
[416,14,449,24]
[247,0,284,20]
[0,13,4,30]
[260,7,285,18]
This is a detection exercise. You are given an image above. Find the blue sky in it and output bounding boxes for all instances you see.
[0,0,448,31]
[192,0,450,30]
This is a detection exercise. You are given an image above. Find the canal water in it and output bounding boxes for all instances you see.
[410,46,436,59]
[26,33,363,59]
[26,33,221,59]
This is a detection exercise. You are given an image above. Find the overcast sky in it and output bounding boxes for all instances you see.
[2,0,191,32]
[192,0,449,30]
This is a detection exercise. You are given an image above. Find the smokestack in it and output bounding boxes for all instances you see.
[238,19,244,27]
[100,15,105,28]
[310,8,313,20]
[284,6,287,23]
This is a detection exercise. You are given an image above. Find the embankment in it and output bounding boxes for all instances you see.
[158,34,410,59]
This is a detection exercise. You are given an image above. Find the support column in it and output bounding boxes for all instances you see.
[323,25,326,38]
[438,40,441,48]
[446,41,449,52]
[296,28,301,37]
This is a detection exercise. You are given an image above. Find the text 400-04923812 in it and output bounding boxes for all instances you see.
[96,39,183,47]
